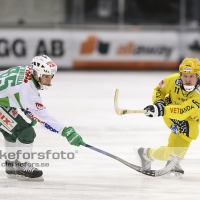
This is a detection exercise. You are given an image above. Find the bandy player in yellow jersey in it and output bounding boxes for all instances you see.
[136,57,200,179]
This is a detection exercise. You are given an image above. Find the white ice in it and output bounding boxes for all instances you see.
[0,71,200,200]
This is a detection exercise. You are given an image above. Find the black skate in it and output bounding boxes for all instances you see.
[5,160,16,179]
[15,160,44,181]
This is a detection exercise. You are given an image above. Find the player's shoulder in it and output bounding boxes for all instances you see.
[165,73,180,80]
[163,73,180,85]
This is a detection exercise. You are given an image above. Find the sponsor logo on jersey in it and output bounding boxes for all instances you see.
[171,119,189,136]
[9,108,18,118]
[175,79,182,86]
[35,102,45,110]
[170,106,194,114]
[44,123,59,133]
[192,100,200,108]
[0,108,17,131]
[170,124,178,134]
[159,80,165,88]
[156,91,162,98]
[25,109,59,133]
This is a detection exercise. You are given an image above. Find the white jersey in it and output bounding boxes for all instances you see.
[0,66,65,134]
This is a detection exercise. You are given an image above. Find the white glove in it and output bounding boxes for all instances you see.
[144,100,165,117]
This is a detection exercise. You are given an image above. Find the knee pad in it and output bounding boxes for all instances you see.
[17,126,36,144]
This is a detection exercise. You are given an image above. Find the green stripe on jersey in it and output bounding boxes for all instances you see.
[0,96,10,106]
[14,92,23,108]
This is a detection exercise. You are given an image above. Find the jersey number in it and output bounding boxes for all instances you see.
[0,67,20,91]
[174,87,180,94]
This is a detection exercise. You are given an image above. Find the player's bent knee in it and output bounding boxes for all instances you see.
[17,126,36,144]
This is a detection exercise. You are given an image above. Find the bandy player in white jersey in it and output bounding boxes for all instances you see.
[0,55,86,181]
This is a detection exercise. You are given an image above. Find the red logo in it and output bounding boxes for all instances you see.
[25,108,45,124]
[35,102,44,110]
[11,109,18,118]
[46,61,56,68]
[159,80,164,86]
[24,67,32,83]
[0,112,10,124]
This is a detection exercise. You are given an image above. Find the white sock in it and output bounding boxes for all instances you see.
[15,139,33,163]
[4,140,16,161]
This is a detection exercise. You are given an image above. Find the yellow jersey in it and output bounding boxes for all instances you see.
[152,73,200,123]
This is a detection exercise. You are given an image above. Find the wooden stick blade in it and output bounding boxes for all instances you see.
[114,89,146,115]
[114,89,121,115]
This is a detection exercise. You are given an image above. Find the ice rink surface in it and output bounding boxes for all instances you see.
[0,70,200,200]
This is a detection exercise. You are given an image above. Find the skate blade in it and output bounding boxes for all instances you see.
[7,174,16,179]
[16,175,44,182]
[162,172,183,180]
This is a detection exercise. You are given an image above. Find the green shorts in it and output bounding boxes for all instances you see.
[0,107,36,144]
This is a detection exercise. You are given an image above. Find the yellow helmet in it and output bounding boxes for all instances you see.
[179,57,200,75]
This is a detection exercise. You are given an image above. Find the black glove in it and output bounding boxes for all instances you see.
[144,100,165,117]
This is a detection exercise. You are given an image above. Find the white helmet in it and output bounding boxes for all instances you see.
[31,55,57,78]
[31,55,57,89]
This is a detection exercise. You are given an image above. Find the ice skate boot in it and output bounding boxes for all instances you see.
[5,160,16,179]
[136,147,152,170]
[162,160,184,179]
[15,160,44,181]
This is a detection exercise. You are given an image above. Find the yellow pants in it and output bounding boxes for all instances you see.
[148,116,199,161]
